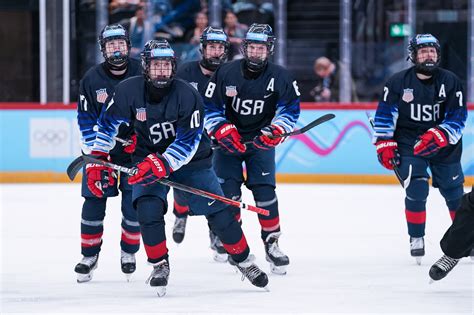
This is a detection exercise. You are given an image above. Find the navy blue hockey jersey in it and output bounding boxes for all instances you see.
[77,59,141,160]
[373,67,467,162]
[92,77,209,171]
[176,61,211,97]
[203,59,301,141]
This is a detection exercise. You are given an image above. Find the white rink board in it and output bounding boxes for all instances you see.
[1,183,473,314]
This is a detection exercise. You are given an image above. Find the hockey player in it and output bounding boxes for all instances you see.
[88,39,268,296]
[171,26,230,262]
[429,187,474,281]
[373,34,467,264]
[203,24,301,275]
[75,24,141,283]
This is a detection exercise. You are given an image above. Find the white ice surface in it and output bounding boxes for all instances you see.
[1,183,473,314]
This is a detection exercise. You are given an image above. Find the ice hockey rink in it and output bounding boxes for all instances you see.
[1,183,473,314]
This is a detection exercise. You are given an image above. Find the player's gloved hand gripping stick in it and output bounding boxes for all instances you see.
[67,155,270,216]
[366,112,412,189]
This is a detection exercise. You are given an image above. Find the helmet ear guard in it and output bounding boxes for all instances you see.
[241,23,275,71]
[141,39,177,89]
[98,24,131,67]
[199,26,230,71]
[407,33,441,75]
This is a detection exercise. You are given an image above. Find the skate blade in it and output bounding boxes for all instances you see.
[124,273,132,282]
[154,287,166,297]
[213,252,228,263]
[76,272,93,283]
[429,278,435,284]
[415,257,422,265]
[263,286,270,292]
[270,264,287,275]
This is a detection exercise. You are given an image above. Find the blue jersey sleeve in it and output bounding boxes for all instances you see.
[162,93,204,171]
[438,78,467,144]
[373,78,400,143]
[203,68,228,134]
[272,71,301,133]
[77,79,100,154]
[92,89,131,154]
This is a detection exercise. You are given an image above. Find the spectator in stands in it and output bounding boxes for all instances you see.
[122,6,153,58]
[309,57,339,102]
[184,11,208,45]
[109,0,142,24]
[223,11,247,60]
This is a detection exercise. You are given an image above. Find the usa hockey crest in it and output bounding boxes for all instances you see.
[225,86,237,97]
[136,108,147,122]
[402,88,414,103]
[96,88,108,103]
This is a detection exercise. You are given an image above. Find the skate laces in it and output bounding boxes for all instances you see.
[174,217,187,233]
[410,237,424,250]
[266,232,286,258]
[435,255,459,271]
[235,255,261,281]
[146,260,169,284]
[80,255,98,267]
[121,250,135,264]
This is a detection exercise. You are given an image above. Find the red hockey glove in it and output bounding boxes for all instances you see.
[375,139,400,170]
[414,128,448,157]
[253,124,285,150]
[85,151,116,197]
[128,153,171,185]
[214,123,246,153]
[123,134,137,154]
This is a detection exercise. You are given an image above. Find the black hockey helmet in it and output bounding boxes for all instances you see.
[241,23,275,71]
[98,24,131,67]
[141,39,177,89]
[407,33,441,75]
[199,26,230,71]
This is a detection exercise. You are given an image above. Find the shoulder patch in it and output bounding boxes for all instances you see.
[225,86,238,97]
[136,107,147,122]
[402,88,414,103]
[96,88,108,103]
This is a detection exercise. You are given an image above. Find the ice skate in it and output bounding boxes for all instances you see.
[264,232,290,275]
[429,255,460,283]
[410,237,424,265]
[229,254,269,289]
[172,216,187,244]
[121,250,136,281]
[209,230,228,262]
[74,254,99,283]
[146,259,170,297]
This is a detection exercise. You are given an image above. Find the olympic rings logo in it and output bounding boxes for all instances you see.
[32,129,68,145]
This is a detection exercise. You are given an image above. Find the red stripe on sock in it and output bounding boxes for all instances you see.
[223,234,248,255]
[449,210,456,221]
[144,240,168,260]
[174,200,189,214]
[258,216,280,232]
[81,232,103,247]
[121,229,141,245]
[405,209,426,224]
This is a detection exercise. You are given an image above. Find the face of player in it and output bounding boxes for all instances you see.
[149,59,172,79]
[204,42,225,59]
[246,42,268,61]
[416,47,438,64]
[105,39,128,60]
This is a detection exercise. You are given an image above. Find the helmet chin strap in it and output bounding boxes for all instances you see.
[106,59,128,71]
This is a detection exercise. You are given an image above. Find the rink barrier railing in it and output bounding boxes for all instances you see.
[1,102,473,185]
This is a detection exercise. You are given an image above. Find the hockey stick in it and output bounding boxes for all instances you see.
[66,155,270,216]
[366,112,412,189]
[212,113,336,148]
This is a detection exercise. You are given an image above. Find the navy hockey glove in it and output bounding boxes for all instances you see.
[85,151,116,197]
[253,124,285,150]
[214,123,246,153]
[123,134,137,154]
[375,139,400,170]
[128,153,171,185]
[414,128,448,157]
